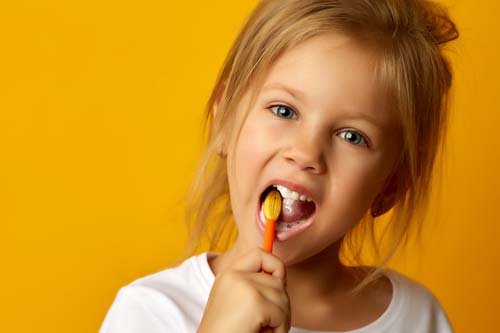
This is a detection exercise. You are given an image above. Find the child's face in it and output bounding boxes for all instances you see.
[225,32,402,264]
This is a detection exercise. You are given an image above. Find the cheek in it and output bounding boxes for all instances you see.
[329,150,388,212]
[232,116,264,173]
[227,112,268,211]
[231,109,278,170]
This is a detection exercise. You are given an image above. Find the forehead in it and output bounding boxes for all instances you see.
[256,32,398,130]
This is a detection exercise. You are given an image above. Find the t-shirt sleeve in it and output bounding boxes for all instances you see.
[387,271,454,333]
[402,281,454,333]
[99,285,184,333]
[429,292,454,333]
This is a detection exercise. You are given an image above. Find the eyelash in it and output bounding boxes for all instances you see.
[268,104,369,147]
[337,130,368,147]
[269,104,298,120]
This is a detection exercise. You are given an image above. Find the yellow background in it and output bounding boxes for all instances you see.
[1,1,498,332]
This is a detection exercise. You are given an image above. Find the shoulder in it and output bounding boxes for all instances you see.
[99,284,184,333]
[129,252,212,299]
[383,269,453,333]
[99,253,213,333]
[385,269,443,307]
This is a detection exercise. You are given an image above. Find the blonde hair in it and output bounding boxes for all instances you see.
[174,0,458,293]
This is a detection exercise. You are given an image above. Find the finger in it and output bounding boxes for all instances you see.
[250,275,290,321]
[256,287,290,316]
[232,248,287,283]
[251,270,287,291]
[258,301,291,333]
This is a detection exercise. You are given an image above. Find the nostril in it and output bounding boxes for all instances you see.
[283,144,326,174]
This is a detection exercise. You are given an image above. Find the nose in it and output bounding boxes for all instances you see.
[282,133,327,174]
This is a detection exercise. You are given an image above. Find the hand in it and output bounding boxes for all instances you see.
[197,247,291,333]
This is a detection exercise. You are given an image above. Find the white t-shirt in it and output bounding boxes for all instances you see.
[99,252,453,333]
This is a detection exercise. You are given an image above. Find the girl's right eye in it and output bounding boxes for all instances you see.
[269,104,298,120]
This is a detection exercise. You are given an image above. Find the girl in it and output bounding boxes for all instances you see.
[100,0,458,332]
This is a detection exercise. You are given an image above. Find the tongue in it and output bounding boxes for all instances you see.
[280,198,315,223]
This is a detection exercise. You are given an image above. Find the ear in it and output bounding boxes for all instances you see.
[212,81,227,156]
[371,171,400,217]
[212,81,226,119]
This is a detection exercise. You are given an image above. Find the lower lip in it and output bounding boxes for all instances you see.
[255,200,315,242]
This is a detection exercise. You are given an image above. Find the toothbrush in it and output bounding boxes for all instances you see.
[261,189,282,333]
[263,189,282,253]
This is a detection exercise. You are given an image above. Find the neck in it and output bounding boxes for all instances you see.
[285,241,352,305]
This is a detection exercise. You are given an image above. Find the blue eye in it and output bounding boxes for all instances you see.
[337,130,368,147]
[269,104,297,120]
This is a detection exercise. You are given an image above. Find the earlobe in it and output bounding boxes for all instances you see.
[371,194,396,218]
[370,172,400,218]
[217,144,227,158]
[371,150,410,218]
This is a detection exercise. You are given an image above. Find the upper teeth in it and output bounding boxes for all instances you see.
[273,185,313,202]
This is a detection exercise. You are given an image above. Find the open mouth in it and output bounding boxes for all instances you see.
[258,184,317,239]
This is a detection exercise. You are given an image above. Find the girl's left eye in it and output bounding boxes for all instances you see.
[269,104,297,120]
[337,130,368,147]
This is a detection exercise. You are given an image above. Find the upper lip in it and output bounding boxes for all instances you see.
[260,178,317,203]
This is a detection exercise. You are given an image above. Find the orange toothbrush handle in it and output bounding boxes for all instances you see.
[261,219,279,332]
[263,219,276,253]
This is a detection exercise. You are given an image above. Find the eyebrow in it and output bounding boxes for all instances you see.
[263,83,304,100]
[262,83,384,129]
[340,112,385,129]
